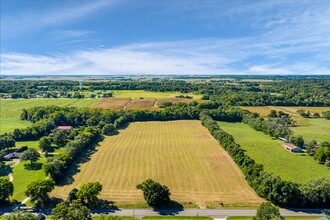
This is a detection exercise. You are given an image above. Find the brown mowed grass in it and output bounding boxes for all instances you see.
[125,98,157,110]
[240,106,330,117]
[51,120,263,207]
[90,98,131,109]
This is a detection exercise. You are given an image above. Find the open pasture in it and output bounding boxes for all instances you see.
[0,98,98,134]
[217,122,330,183]
[240,106,330,117]
[52,120,263,207]
[291,118,330,143]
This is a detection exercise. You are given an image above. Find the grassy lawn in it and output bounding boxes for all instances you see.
[227,217,325,220]
[110,90,202,99]
[217,122,330,183]
[52,120,263,208]
[291,118,330,143]
[93,216,137,220]
[143,217,212,220]
[0,98,98,134]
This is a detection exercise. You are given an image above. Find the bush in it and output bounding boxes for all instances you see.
[136,179,170,208]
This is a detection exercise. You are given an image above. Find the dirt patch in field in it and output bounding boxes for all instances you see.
[90,98,131,109]
[125,98,157,110]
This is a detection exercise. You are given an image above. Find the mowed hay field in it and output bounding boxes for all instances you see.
[240,106,330,117]
[0,98,99,134]
[90,98,131,110]
[217,122,330,183]
[52,120,263,207]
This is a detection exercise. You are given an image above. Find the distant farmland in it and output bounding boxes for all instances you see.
[217,121,330,183]
[240,106,330,117]
[52,120,263,207]
[0,98,99,134]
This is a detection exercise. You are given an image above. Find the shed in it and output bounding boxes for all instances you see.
[279,137,288,143]
[4,152,23,160]
[283,143,302,152]
[56,126,73,131]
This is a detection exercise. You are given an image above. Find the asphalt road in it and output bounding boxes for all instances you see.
[1,207,329,218]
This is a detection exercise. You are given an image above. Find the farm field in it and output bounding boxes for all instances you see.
[125,98,157,110]
[217,122,330,183]
[111,90,202,99]
[90,98,132,109]
[240,106,330,117]
[52,120,263,207]
[291,118,330,143]
[0,98,99,134]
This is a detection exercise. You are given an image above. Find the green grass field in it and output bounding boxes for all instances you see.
[0,98,99,134]
[291,118,330,143]
[111,90,202,99]
[217,122,330,183]
[10,141,46,201]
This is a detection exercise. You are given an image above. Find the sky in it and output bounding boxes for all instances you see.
[1,0,330,75]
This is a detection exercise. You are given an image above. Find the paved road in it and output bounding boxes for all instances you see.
[1,208,329,218]
[89,208,330,218]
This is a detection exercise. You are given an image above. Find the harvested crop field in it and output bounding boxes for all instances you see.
[52,120,262,207]
[240,106,330,117]
[125,98,157,110]
[90,98,131,109]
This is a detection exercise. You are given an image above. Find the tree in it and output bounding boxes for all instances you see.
[322,111,330,120]
[136,179,170,208]
[301,178,330,205]
[101,124,116,135]
[20,148,40,165]
[0,178,14,202]
[313,113,320,118]
[294,135,304,148]
[25,179,55,207]
[53,130,67,147]
[76,182,102,208]
[44,157,66,181]
[255,202,283,220]
[268,110,277,118]
[52,200,91,220]
[67,188,79,203]
[314,147,330,164]
[38,136,52,152]
[5,211,38,220]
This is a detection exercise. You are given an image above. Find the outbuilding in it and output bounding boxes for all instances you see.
[283,143,302,152]
[56,126,73,131]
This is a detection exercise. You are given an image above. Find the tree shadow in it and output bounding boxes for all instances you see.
[24,162,43,170]
[56,137,104,186]
[154,200,184,215]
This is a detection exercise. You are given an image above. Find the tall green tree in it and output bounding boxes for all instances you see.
[136,179,170,208]
[20,148,40,165]
[0,178,14,202]
[76,182,102,208]
[254,202,283,220]
[52,200,91,220]
[25,179,55,207]
[38,136,52,152]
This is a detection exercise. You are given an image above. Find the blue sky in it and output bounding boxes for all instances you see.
[1,0,330,75]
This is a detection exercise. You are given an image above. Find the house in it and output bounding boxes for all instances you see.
[56,126,73,131]
[278,137,288,143]
[283,143,302,152]
[4,152,23,160]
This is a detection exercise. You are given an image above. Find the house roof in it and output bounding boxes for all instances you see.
[57,126,73,130]
[283,143,299,150]
[4,152,23,159]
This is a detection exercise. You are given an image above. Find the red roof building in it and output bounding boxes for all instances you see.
[56,126,73,131]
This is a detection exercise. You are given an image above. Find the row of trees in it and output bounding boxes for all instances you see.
[200,113,330,208]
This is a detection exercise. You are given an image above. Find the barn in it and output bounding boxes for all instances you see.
[283,143,302,152]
